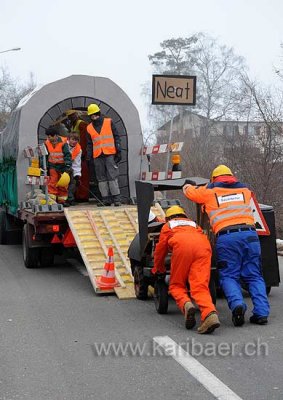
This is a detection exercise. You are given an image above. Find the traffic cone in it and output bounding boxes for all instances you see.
[96,247,118,290]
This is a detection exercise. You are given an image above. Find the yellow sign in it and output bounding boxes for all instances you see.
[152,75,196,105]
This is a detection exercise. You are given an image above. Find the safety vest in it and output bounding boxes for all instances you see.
[45,137,67,164]
[72,119,85,133]
[205,187,254,233]
[87,118,116,158]
[69,142,82,160]
[168,219,197,229]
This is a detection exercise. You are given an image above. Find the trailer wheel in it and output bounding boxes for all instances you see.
[209,276,217,305]
[23,224,39,268]
[133,265,148,300]
[154,280,168,314]
[0,210,8,245]
[39,248,55,268]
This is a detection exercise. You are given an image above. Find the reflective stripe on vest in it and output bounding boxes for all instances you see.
[169,219,197,229]
[87,118,116,158]
[207,191,254,231]
[45,138,66,164]
[72,119,84,133]
[69,142,81,160]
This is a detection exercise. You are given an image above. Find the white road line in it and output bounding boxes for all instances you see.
[153,336,243,400]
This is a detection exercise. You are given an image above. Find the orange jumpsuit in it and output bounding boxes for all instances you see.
[152,217,216,321]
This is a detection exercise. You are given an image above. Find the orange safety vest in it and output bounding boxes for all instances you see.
[185,185,255,234]
[87,118,116,158]
[207,188,254,233]
[45,137,67,164]
[69,142,82,160]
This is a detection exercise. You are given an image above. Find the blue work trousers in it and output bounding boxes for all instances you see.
[216,230,270,317]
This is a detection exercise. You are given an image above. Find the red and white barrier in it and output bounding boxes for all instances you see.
[141,171,182,181]
[142,142,183,155]
[23,144,48,158]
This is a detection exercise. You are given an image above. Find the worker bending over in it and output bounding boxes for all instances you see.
[66,132,82,206]
[183,165,270,326]
[86,103,122,206]
[151,205,220,334]
[45,127,72,206]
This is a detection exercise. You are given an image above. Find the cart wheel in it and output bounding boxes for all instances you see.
[133,265,148,300]
[209,276,217,305]
[0,210,8,245]
[266,286,271,296]
[39,248,55,267]
[154,280,168,314]
[23,224,39,268]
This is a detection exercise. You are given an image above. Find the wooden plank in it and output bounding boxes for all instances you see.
[65,206,140,299]
[115,284,136,299]
[124,208,138,233]
[100,212,133,277]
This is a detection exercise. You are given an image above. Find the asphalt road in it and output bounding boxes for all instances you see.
[0,244,282,400]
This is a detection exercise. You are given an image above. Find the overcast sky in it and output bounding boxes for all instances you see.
[1,0,283,129]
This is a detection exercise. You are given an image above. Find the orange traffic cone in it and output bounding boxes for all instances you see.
[96,247,118,290]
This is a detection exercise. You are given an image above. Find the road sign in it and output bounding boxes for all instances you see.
[142,142,184,155]
[152,75,196,105]
[250,193,270,236]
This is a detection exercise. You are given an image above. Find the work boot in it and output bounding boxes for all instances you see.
[66,199,78,206]
[97,197,112,207]
[184,302,196,329]
[232,305,245,327]
[250,315,268,325]
[113,195,121,207]
[198,312,220,334]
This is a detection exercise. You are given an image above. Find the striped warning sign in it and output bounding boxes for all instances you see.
[142,142,183,155]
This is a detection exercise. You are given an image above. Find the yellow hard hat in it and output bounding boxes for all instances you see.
[211,165,233,179]
[87,103,100,115]
[65,109,77,116]
[165,205,186,219]
[56,172,70,188]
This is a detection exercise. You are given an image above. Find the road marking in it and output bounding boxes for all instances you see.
[153,336,243,400]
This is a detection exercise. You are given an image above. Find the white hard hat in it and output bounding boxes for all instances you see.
[148,210,156,223]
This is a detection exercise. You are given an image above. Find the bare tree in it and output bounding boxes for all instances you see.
[146,34,247,179]
[222,77,283,233]
[0,67,36,130]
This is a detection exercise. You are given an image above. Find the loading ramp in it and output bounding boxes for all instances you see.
[64,205,139,299]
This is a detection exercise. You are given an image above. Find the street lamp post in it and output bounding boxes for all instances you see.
[0,47,21,54]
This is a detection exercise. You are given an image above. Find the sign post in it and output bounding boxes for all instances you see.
[152,74,197,175]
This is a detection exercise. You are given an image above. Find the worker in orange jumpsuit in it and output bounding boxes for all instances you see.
[151,205,220,334]
[65,110,91,202]
[45,127,72,205]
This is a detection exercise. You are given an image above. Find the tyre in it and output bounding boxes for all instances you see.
[133,265,148,300]
[39,247,55,267]
[23,224,39,268]
[209,276,217,305]
[0,210,8,245]
[154,280,168,314]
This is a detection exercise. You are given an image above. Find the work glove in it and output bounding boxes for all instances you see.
[150,269,166,282]
[75,176,81,187]
[114,152,122,164]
